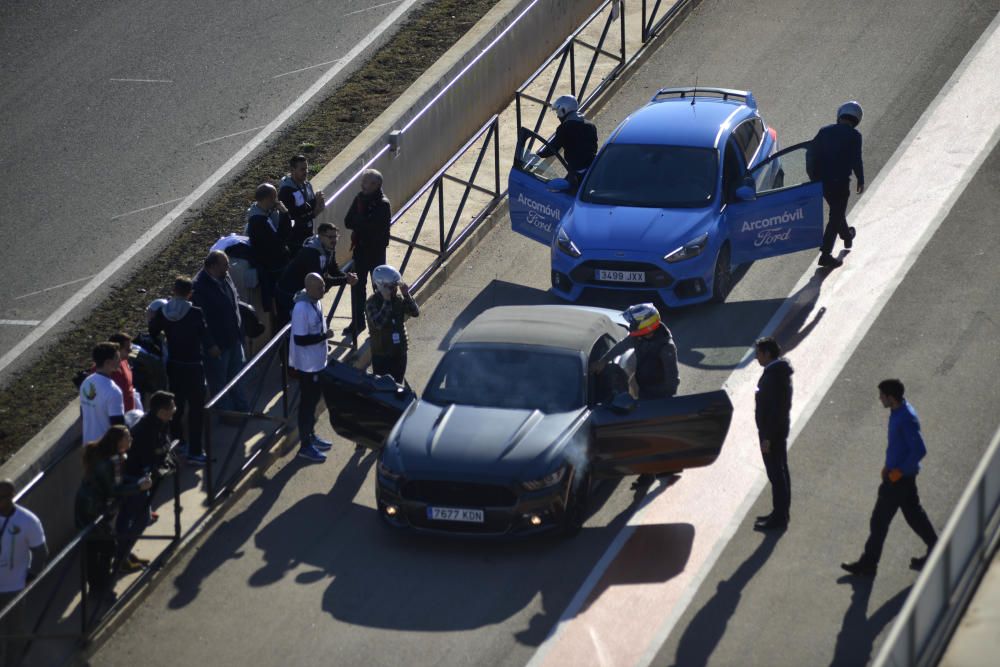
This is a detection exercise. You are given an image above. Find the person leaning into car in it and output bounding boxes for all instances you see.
[753,337,793,531]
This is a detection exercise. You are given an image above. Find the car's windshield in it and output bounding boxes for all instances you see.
[424,346,585,413]
[580,144,718,208]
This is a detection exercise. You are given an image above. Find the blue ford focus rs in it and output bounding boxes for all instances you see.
[509,87,826,307]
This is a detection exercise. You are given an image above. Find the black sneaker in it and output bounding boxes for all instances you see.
[844,226,856,249]
[755,512,774,523]
[818,253,843,268]
[754,515,788,531]
[841,559,877,577]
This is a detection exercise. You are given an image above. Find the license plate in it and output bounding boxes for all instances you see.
[427,506,485,523]
[597,269,645,283]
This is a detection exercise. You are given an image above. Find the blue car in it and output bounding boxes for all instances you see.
[509,87,825,306]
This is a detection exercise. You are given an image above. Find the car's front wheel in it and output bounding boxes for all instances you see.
[711,244,732,303]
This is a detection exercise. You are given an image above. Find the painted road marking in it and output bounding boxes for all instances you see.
[0,320,40,327]
[109,78,174,83]
[14,275,97,301]
[527,11,1000,667]
[0,0,425,377]
[194,125,268,147]
[345,0,406,18]
[110,197,186,221]
[273,59,343,79]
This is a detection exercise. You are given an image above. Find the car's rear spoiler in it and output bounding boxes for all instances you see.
[650,87,757,109]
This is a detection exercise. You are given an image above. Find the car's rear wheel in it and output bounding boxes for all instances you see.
[711,244,732,303]
[560,471,591,538]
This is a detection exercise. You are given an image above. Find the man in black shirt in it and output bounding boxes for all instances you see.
[537,94,598,186]
[275,223,357,328]
[245,183,291,313]
[344,169,391,337]
[753,337,793,531]
[278,155,326,254]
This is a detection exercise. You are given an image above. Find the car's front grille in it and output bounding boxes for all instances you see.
[569,260,673,288]
[401,480,518,507]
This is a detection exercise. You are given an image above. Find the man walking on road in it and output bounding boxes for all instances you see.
[344,169,391,338]
[193,250,249,412]
[806,100,865,269]
[80,342,126,445]
[290,273,336,463]
[279,155,326,254]
[0,479,48,666]
[753,337,793,531]
[842,379,938,576]
[366,264,419,384]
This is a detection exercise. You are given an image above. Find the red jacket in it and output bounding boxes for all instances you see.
[89,359,136,412]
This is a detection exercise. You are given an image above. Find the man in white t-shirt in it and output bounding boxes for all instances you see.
[290,273,335,464]
[79,342,126,444]
[0,479,48,664]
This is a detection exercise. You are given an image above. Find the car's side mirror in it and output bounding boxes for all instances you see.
[547,178,572,193]
[735,183,756,201]
[609,392,638,415]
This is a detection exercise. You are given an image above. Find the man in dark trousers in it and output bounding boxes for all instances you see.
[537,94,598,185]
[842,379,938,576]
[274,222,357,328]
[289,273,336,464]
[245,182,291,315]
[365,264,419,383]
[344,168,391,338]
[279,154,326,253]
[806,100,865,269]
[753,337,793,531]
[150,277,211,465]
[193,250,248,412]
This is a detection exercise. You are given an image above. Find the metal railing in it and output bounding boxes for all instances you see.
[641,0,692,43]
[874,427,1000,667]
[0,442,183,666]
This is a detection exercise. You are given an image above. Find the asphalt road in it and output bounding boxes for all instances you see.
[0,0,422,371]
[91,0,1000,665]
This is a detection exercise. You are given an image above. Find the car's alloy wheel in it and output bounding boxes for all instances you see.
[711,244,732,303]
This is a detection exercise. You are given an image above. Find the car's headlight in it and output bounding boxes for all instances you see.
[377,458,403,481]
[555,227,582,258]
[664,233,710,263]
[522,466,568,491]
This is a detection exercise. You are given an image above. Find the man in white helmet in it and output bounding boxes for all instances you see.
[365,264,419,383]
[806,100,865,268]
[537,94,599,185]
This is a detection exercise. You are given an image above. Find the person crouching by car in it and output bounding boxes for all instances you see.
[290,273,337,464]
[365,264,419,384]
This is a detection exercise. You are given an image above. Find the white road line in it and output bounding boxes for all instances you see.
[0,0,424,377]
[13,275,97,301]
[194,125,268,147]
[272,59,342,79]
[345,0,406,18]
[0,320,41,327]
[110,197,186,221]
[527,10,1000,667]
[109,78,174,83]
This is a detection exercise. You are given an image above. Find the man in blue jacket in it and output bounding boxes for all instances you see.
[842,379,938,576]
[193,250,249,411]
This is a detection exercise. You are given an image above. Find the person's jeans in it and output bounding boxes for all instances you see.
[115,492,150,564]
[205,343,248,412]
[820,183,851,255]
[372,352,407,384]
[861,476,938,565]
[297,371,323,443]
[0,590,26,666]
[761,437,791,519]
[167,361,206,455]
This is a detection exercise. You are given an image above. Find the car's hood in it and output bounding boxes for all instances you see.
[389,400,587,481]
[564,202,715,252]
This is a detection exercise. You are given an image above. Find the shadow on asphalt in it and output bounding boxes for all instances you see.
[829,577,911,667]
[667,530,785,667]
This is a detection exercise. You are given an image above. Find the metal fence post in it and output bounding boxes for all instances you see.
[493,118,501,196]
[204,411,214,503]
[79,541,88,636]
[173,458,182,541]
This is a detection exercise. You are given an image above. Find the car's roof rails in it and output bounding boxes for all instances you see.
[651,87,756,109]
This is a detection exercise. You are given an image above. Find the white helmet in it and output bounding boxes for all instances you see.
[837,100,863,125]
[552,94,579,120]
[372,264,402,299]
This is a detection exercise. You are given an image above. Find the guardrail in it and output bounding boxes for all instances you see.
[873,427,1000,667]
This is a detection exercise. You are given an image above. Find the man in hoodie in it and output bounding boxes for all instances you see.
[193,250,249,412]
[842,379,938,577]
[245,183,291,314]
[150,277,211,465]
[537,94,598,186]
[279,154,326,254]
[275,222,357,328]
[290,273,336,463]
[753,337,793,531]
[344,169,391,338]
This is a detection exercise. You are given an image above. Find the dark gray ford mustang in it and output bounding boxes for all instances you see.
[323,305,733,537]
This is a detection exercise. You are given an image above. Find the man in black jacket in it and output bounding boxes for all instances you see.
[537,94,598,186]
[150,277,212,465]
[193,251,249,412]
[344,169,391,337]
[753,337,794,531]
[274,223,357,328]
[278,155,326,254]
[245,183,291,313]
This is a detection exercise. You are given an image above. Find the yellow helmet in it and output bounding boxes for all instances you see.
[623,303,661,337]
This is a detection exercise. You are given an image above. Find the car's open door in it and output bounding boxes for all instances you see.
[508,127,576,245]
[727,142,824,265]
[591,390,733,477]
[319,361,416,448]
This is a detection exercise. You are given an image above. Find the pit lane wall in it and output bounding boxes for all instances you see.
[0,0,604,552]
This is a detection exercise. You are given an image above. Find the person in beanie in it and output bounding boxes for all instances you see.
[289,273,336,463]
[344,169,391,338]
[278,155,326,254]
[245,182,291,314]
[365,264,418,383]
[752,337,793,531]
